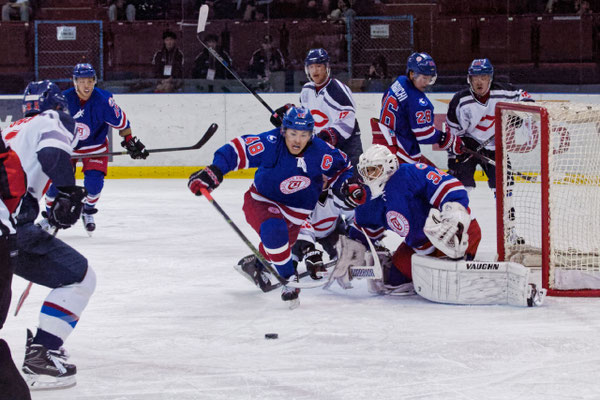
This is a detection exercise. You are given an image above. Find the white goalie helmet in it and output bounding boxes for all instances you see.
[357,145,399,198]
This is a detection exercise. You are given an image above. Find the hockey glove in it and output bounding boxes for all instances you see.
[270,103,294,128]
[337,180,367,209]
[317,128,339,147]
[438,131,464,155]
[188,164,223,196]
[48,186,87,230]
[303,247,326,280]
[121,135,149,160]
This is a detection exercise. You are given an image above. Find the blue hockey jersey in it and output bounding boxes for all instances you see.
[377,75,442,163]
[63,87,130,155]
[212,128,352,224]
[352,163,469,250]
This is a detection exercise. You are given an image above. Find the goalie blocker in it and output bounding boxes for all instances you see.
[411,255,546,307]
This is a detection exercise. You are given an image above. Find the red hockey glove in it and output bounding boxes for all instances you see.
[339,181,367,209]
[270,103,294,128]
[438,131,464,155]
[121,135,149,159]
[188,164,223,196]
[317,128,339,147]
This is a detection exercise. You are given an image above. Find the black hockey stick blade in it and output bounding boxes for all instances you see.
[72,123,218,159]
[199,187,325,290]
[462,147,538,182]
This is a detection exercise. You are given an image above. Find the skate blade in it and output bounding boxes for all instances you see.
[25,374,76,391]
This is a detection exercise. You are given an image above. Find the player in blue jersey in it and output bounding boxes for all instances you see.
[327,145,482,293]
[2,81,96,389]
[373,52,463,166]
[188,106,356,305]
[43,63,149,235]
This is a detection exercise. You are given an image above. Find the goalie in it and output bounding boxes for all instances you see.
[328,145,545,307]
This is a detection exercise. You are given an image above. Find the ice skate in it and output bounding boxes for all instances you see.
[36,211,58,236]
[81,207,97,237]
[22,329,76,390]
[527,284,546,307]
[234,255,275,292]
[281,275,301,309]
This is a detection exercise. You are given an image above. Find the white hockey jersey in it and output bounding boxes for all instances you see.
[1,110,78,201]
[445,82,532,150]
[300,78,360,142]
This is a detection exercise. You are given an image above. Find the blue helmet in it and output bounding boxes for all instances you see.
[22,80,68,117]
[406,52,437,77]
[468,58,493,76]
[304,48,330,82]
[73,63,96,80]
[281,106,315,132]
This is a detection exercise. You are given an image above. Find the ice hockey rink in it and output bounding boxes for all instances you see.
[3,178,600,400]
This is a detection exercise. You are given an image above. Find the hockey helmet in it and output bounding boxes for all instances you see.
[357,145,399,198]
[304,48,331,82]
[22,80,68,117]
[73,63,97,80]
[281,106,315,132]
[406,52,437,77]
[468,58,494,77]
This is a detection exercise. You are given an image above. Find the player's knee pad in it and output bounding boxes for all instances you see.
[260,218,288,249]
[83,170,105,196]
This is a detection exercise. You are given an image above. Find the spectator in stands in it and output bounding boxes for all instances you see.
[135,0,167,20]
[545,0,576,13]
[108,0,136,22]
[152,30,184,92]
[576,0,593,15]
[328,0,355,22]
[248,34,286,79]
[1,0,31,21]
[361,54,388,92]
[193,33,233,80]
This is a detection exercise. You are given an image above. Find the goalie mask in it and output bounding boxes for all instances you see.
[357,145,399,198]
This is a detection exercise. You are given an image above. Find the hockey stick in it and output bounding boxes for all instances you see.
[265,259,338,292]
[199,187,326,289]
[461,147,538,182]
[72,123,219,159]
[14,282,32,317]
[196,5,276,116]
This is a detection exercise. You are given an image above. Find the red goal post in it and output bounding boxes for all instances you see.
[495,101,600,297]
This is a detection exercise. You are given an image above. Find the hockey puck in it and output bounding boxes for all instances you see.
[265,333,278,339]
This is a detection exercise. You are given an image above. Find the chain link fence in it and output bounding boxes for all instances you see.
[347,16,414,80]
[35,20,103,82]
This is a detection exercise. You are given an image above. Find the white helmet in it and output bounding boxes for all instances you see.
[357,145,399,198]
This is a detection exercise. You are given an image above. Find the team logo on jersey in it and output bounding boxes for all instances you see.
[280,176,311,194]
[321,154,333,170]
[310,110,329,128]
[75,122,91,140]
[418,98,428,106]
[386,211,410,237]
[267,135,278,143]
[268,206,281,215]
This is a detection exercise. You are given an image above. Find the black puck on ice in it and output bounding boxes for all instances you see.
[265,333,278,339]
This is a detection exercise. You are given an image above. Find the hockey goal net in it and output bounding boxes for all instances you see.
[495,101,600,297]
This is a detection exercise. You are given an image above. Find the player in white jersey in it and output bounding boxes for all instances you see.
[273,48,364,278]
[445,58,532,243]
[2,81,96,390]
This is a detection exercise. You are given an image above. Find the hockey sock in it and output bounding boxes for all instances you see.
[260,218,295,278]
[37,267,96,349]
[83,170,104,208]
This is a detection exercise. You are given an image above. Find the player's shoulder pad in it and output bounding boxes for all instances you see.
[387,76,409,103]
[62,87,76,97]
[257,128,282,144]
[325,79,354,107]
[93,86,115,100]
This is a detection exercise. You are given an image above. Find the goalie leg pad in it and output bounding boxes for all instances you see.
[411,255,542,307]
[324,235,366,289]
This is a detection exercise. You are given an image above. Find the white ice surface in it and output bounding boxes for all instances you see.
[3,179,600,400]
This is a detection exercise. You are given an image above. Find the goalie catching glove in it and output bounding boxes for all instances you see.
[423,202,471,259]
[120,135,149,160]
[188,164,223,196]
[47,186,87,229]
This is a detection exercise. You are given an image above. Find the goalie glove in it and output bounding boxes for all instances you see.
[121,135,149,160]
[270,103,294,127]
[324,235,367,290]
[188,164,223,196]
[335,180,367,209]
[423,202,471,259]
[48,186,87,230]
